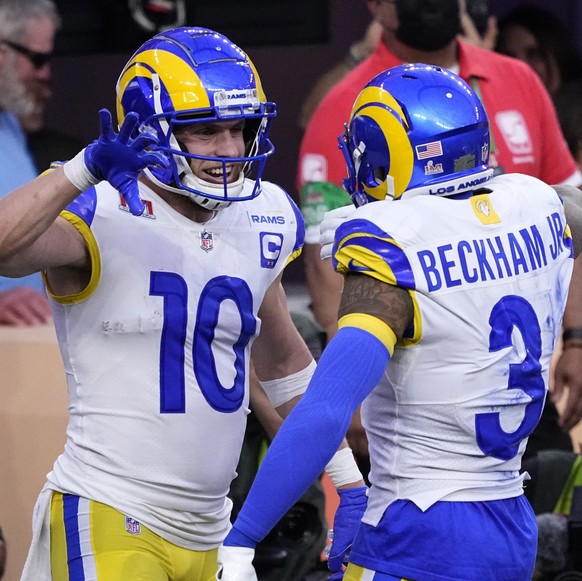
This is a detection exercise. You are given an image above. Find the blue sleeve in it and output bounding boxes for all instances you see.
[64,186,98,227]
[225,326,390,547]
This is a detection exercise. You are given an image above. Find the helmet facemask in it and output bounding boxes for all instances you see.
[141,76,275,210]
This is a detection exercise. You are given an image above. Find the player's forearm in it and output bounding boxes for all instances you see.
[0,167,80,264]
[254,366,362,486]
[304,243,343,340]
[225,326,389,548]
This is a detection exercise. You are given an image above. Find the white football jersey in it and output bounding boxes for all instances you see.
[333,174,573,526]
[45,179,303,549]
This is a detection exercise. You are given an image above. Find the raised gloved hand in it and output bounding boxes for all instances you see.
[63,108,169,216]
[326,486,368,579]
[216,545,258,581]
[319,205,357,260]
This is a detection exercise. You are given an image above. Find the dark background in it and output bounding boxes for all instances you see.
[45,0,582,283]
[47,0,370,198]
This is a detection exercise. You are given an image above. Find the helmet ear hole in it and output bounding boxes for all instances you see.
[243,119,259,147]
[373,167,387,184]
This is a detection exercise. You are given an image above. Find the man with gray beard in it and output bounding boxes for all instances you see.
[0,0,59,325]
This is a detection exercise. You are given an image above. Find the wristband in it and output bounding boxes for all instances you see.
[63,149,100,192]
[562,328,582,343]
[260,359,316,407]
[325,447,363,488]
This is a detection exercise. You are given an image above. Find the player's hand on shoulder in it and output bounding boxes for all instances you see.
[320,204,357,260]
[63,109,169,216]
[216,545,257,581]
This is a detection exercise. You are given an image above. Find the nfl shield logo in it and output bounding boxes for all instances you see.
[125,517,141,535]
[200,230,214,252]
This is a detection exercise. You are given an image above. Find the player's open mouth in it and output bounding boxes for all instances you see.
[204,165,238,183]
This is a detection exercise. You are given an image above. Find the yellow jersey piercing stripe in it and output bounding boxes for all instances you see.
[338,313,397,355]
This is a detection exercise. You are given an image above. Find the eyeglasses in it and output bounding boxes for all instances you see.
[2,39,52,69]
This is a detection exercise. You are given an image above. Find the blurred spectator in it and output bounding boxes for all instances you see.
[522,451,582,580]
[550,78,582,443]
[299,0,581,344]
[3,0,82,172]
[0,0,60,325]
[298,21,383,131]
[496,5,582,95]
[298,1,496,132]
[20,80,83,174]
[554,80,582,167]
[460,0,498,50]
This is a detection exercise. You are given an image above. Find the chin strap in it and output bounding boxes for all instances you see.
[181,168,245,202]
[144,169,226,209]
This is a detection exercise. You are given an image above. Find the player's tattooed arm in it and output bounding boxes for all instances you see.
[338,272,413,339]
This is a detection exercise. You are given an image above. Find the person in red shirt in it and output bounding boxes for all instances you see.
[299,0,582,464]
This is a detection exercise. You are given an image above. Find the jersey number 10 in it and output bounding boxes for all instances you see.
[150,271,257,414]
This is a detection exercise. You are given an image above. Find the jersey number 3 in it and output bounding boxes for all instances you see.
[476,295,546,460]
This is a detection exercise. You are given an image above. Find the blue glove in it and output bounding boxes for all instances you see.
[327,486,368,578]
[85,109,169,216]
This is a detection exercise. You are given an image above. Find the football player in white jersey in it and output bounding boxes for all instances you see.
[217,64,582,581]
[0,27,365,581]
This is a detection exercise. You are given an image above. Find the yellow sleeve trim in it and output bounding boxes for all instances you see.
[42,210,101,305]
[284,246,303,267]
[338,313,397,355]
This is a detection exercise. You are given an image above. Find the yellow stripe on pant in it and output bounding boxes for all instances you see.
[344,563,411,581]
[49,492,217,581]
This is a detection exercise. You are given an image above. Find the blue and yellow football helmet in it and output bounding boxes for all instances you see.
[116,27,276,209]
[338,63,493,206]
